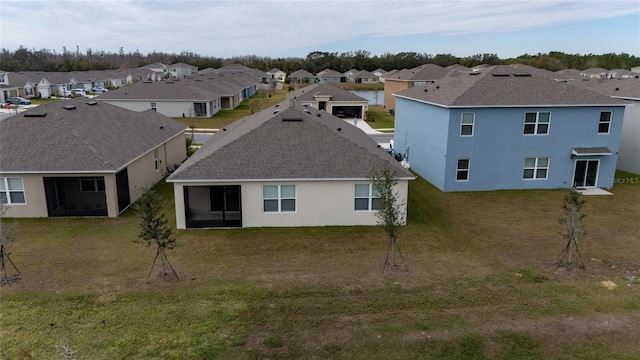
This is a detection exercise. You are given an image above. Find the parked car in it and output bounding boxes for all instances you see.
[92,87,109,93]
[71,89,87,97]
[6,96,32,105]
[59,89,73,98]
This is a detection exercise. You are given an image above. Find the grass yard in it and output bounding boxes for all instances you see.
[366,105,395,130]
[1,172,639,359]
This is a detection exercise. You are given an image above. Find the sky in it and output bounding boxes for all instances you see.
[1,0,639,59]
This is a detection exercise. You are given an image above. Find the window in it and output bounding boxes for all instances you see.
[523,157,549,180]
[354,184,380,211]
[0,177,25,204]
[460,112,475,136]
[154,148,159,170]
[80,177,105,192]
[263,185,296,212]
[523,112,550,135]
[456,159,470,181]
[598,111,611,134]
[151,102,157,111]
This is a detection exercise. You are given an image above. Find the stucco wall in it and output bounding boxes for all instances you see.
[383,80,410,110]
[617,101,640,175]
[172,179,410,229]
[102,100,214,118]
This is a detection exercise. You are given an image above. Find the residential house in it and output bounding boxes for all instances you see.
[266,68,286,82]
[166,99,413,229]
[382,64,451,111]
[169,62,198,79]
[572,78,640,174]
[353,70,378,84]
[372,68,388,82]
[0,99,187,218]
[295,83,369,118]
[344,69,360,82]
[392,65,628,192]
[0,72,37,102]
[581,68,609,79]
[316,69,345,83]
[96,79,223,117]
[141,63,169,81]
[289,69,316,83]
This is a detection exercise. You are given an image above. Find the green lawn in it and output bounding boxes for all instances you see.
[1,172,639,359]
[366,105,395,130]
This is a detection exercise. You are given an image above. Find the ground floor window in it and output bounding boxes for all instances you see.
[0,177,25,204]
[456,159,470,181]
[263,185,296,212]
[354,184,380,211]
[523,157,549,180]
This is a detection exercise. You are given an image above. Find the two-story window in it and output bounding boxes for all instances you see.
[263,185,296,212]
[598,111,612,134]
[523,112,550,135]
[523,157,549,180]
[354,184,380,211]
[460,113,475,136]
[456,159,470,181]
[0,177,25,204]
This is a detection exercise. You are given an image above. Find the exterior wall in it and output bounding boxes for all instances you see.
[383,79,410,110]
[172,179,410,229]
[395,97,626,191]
[101,100,214,117]
[126,134,187,203]
[617,101,640,174]
[0,173,118,218]
[393,98,450,190]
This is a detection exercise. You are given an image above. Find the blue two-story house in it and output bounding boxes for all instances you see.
[392,65,628,192]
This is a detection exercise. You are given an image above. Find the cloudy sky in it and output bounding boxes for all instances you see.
[2,0,639,59]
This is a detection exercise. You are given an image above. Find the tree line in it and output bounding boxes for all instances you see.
[1,46,638,74]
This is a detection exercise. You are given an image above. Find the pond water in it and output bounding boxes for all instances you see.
[350,90,383,105]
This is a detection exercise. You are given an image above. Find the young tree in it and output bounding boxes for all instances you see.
[133,188,179,280]
[371,167,408,272]
[0,203,20,285]
[556,190,587,269]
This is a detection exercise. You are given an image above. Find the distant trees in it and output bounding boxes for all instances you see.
[1,45,638,73]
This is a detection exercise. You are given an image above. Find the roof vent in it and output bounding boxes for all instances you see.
[436,85,440,89]
[615,87,619,91]
[62,105,76,110]
[86,101,97,106]
[273,110,280,114]
[24,112,47,118]
[423,89,428,92]
[513,73,531,77]
[492,73,510,77]
[282,117,303,122]
[316,113,321,117]
[275,104,280,108]
[304,109,310,113]
[337,127,342,132]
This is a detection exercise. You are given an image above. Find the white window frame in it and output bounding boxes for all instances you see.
[456,159,470,182]
[354,184,380,211]
[263,185,296,213]
[523,157,549,180]
[598,111,612,134]
[460,112,475,137]
[154,148,159,170]
[0,177,26,205]
[523,112,551,135]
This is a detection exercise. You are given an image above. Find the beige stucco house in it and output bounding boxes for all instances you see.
[0,99,187,218]
[167,99,413,229]
[382,64,451,111]
[295,83,369,118]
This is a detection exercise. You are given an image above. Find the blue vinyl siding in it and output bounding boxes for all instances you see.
[395,98,625,192]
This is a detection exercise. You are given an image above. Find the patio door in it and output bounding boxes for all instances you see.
[573,160,599,188]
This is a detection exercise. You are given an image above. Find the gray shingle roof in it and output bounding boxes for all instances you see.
[0,99,186,173]
[95,80,222,100]
[295,83,368,103]
[386,64,450,81]
[394,65,629,107]
[167,101,413,181]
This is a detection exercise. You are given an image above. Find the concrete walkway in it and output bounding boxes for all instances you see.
[343,118,383,135]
